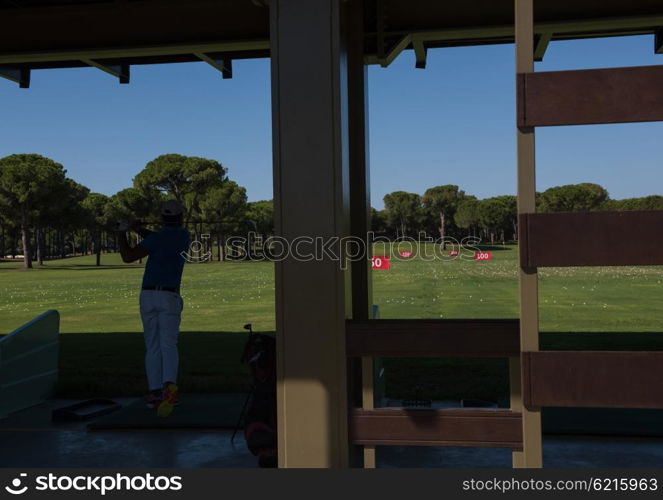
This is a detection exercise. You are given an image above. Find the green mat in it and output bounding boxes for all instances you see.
[87,393,248,431]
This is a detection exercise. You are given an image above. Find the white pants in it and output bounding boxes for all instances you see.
[140,290,183,391]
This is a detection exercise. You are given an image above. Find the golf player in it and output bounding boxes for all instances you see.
[117,200,191,417]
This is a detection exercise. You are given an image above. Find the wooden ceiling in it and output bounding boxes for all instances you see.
[0,0,661,82]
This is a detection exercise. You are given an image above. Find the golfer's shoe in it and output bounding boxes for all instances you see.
[157,384,179,418]
[145,392,162,409]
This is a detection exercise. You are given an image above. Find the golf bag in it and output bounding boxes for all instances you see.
[240,331,277,468]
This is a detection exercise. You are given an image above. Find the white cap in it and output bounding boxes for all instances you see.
[161,200,184,217]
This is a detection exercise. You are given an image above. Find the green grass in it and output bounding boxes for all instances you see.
[2,245,663,399]
[0,252,276,333]
[383,332,663,403]
[3,244,663,333]
[372,242,663,331]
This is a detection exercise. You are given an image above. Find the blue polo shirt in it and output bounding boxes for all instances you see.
[139,227,191,290]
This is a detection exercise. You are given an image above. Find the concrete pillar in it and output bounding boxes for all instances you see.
[270,0,352,468]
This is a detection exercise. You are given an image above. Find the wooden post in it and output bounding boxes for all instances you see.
[512,0,543,468]
[270,0,352,468]
[347,0,376,469]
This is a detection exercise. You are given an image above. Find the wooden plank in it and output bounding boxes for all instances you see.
[351,408,523,449]
[523,351,663,409]
[520,210,663,267]
[518,65,663,127]
[346,319,520,358]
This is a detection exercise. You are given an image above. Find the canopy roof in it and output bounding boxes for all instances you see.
[0,0,661,83]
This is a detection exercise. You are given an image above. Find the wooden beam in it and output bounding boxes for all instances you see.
[347,0,375,469]
[514,0,542,469]
[81,59,129,83]
[0,40,269,65]
[221,58,232,79]
[0,65,29,88]
[397,15,663,43]
[412,37,427,69]
[194,53,233,79]
[119,63,130,84]
[380,34,411,67]
[351,408,523,449]
[523,351,663,409]
[518,65,663,127]
[519,210,663,267]
[346,319,520,358]
[363,15,663,64]
[533,32,552,61]
[0,66,20,84]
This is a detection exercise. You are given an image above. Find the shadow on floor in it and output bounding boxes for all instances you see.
[4,398,663,468]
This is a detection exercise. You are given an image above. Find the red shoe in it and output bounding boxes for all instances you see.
[157,384,178,418]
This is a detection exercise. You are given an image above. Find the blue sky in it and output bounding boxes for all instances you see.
[0,35,661,209]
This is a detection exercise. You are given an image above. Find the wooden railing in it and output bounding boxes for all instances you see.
[347,318,523,450]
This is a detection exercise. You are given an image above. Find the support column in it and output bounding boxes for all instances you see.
[270,0,351,468]
[347,0,375,469]
[512,0,543,468]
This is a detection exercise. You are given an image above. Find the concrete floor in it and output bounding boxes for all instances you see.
[4,399,663,468]
[379,437,663,468]
[0,398,257,468]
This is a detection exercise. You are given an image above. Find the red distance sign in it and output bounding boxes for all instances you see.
[399,250,412,258]
[371,255,391,270]
[473,251,492,261]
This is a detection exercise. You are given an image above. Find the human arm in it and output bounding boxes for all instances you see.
[117,230,149,263]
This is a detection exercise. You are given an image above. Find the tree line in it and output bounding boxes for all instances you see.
[372,183,663,244]
[0,153,273,269]
[1,153,660,269]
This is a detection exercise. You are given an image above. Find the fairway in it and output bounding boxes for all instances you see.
[2,244,663,334]
[374,243,663,332]
[0,253,276,333]
[2,245,663,399]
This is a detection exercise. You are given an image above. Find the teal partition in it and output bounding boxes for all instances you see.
[0,310,60,419]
